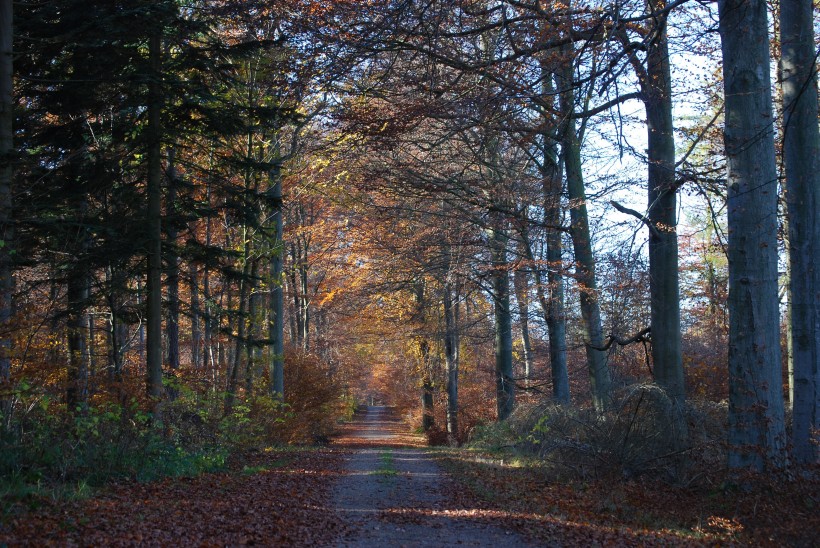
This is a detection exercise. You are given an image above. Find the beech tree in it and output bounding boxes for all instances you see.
[780,0,819,464]
[718,0,786,470]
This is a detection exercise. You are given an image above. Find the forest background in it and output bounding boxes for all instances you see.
[0,0,817,514]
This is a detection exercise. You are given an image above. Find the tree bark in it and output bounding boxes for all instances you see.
[245,261,261,394]
[512,262,534,383]
[165,148,180,375]
[189,261,201,370]
[718,0,787,470]
[269,159,285,398]
[145,33,164,408]
[443,243,460,444]
[642,0,685,410]
[0,0,13,426]
[491,216,515,421]
[780,0,819,464]
[559,49,610,412]
[106,266,126,380]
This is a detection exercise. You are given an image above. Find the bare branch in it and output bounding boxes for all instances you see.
[610,201,661,239]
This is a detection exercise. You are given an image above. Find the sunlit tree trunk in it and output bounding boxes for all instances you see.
[780,0,819,464]
[718,0,787,470]
[559,49,610,412]
[0,0,13,426]
[512,261,533,383]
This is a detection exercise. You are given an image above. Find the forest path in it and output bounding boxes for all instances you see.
[330,406,533,547]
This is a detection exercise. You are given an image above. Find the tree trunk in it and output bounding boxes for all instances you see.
[542,172,570,404]
[520,220,570,404]
[106,267,125,380]
[269,159,285,398]
[246,262,261,394]
[0,0,13,427]
[165,149,180,375]
[780,0,819,464]
[226,257,250,411]
[643,0,685,409]
[299,242,310,351]
[559,50,610,412]
[718,0,787,470]
[288,242,300,343]
[145,33,164,408]
[512,262,534,383]
[443,240,460,444]
[189,261,201,370]
[537,55,570,404]
[491,217,515,421]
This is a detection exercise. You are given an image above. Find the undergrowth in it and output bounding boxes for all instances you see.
[469,383,725,483]
[0,351,346,514]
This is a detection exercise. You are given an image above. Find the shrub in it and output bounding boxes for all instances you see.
[494,384,710,482]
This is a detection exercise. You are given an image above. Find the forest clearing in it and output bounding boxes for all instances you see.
[1,0,819,546]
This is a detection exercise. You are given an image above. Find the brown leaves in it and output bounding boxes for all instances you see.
[0,449,347,546]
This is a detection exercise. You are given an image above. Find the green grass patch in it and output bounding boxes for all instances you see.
[370,449,397,477]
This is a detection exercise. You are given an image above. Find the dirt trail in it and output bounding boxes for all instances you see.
[331,406,532,547]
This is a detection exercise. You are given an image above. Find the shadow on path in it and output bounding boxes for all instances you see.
[330,406,533,547]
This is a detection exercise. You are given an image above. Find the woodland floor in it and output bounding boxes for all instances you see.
[1,406,818,546]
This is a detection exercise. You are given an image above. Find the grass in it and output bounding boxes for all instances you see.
[371,449,398,477]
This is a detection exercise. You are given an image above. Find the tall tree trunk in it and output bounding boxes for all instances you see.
[559,50,610,412]
[189,261,201,370]
[165,148,180,376]
[537,48,570,405]
[298,241,310,351]
[226,257,250,411]
[443,274,459,444]
[145,33,164,408]
[521,218,570,403]
[245,261,261,394]
[780,0,819,464]
[288,243,300,343]
[0,0,13,427]
[491,216,515,421]
[718,0,787,470]
[512,261,534,383]
[642,0,685,410]
[106,266,126,380]
[269,158,285,398]
[412,280,435,430]
[542,170,570,404]
[202,184,214,375]
[421,345,435,431]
